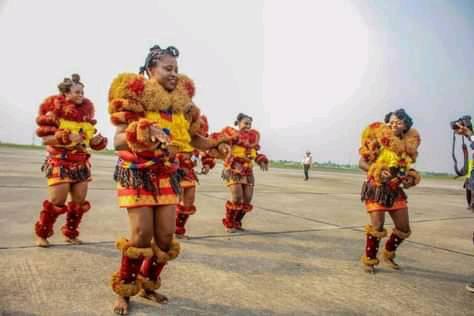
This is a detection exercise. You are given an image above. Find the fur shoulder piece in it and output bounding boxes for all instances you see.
[403,128,421,162]
[108,73,156,125]
[184,103,202,136]
[38,95,95,123]
[108,73,149,113]
[360,122,400,163]
[359,121,421,163]
[237,129,261,149]
[145,74,196,113]
[38,95,61,116]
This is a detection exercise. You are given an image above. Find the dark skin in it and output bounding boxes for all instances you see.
[227,118,267,232]
[359,114,412,256]
[36,84,103,247]
[455,123,473,138]
[113,55,218,315]
[454,123,474,244]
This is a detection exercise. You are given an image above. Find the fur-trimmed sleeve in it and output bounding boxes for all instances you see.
[404,128,421,162]
[35,96,60,137]
[252,130,268,165]
[108,73,147,126]
[359,122,384,163]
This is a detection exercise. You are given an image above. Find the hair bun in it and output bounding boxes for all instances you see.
[235,113,252,125]
[71,73,81,83]
[57,74,83,94]
[150,45,161,52]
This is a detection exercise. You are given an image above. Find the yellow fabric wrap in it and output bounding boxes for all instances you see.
[145,111,193,152]
[231,145,257,160]
[374,148,412,169]
[467,159,474,179]
[58,119,96,145]
[368,149,413,185]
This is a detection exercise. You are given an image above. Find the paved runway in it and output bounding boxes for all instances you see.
[1,147,473,315]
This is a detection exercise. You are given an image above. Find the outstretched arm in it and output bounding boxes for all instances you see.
[359,158,369,172]
[114,125,129,151]
[190,134,216,151]
[255,152,269,171]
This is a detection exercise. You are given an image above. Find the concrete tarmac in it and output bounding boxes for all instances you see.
[1,147,473,316]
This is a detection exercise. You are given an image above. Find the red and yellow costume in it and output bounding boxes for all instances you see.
[212,127,268,230]
[359,122,421,266]
[174,115,216,237]
[34,95,107,240]
[108,73,218,298]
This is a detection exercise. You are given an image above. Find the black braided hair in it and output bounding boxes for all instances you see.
[384,108,413,132]
[139,45,180,75]
[234,113,253,126]
[57,74,84,95]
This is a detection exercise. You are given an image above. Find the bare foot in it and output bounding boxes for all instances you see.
[36,237,50,248]
[225,227,236,233]
[139,289,168,304]
[175,234,190,240]
[65,237,83,245]
[363,264,376,274]
[113,296,130,315]
[383,257,400,270]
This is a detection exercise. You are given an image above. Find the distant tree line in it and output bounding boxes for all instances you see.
[271,159,452,176]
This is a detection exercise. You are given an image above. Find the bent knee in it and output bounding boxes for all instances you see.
[155,232,174,251]
[50,197,67,206]
[130,227,153,248]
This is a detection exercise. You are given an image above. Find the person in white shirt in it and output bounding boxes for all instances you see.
[303,151,312,181]
[454,119,474,293]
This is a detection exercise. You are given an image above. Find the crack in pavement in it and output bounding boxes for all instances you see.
[1,188,473,258]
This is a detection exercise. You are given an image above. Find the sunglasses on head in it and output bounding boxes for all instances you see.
[149,45,179,58]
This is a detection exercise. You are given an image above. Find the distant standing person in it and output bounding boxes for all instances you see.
[303,151,312,181]
[464,159,473,210]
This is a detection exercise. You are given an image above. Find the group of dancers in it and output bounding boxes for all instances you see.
[32,45,268,314]
[30,44,473,314]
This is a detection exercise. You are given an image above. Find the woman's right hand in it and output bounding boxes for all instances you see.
[455,123,473,137]
[150,126,170,144]
[259,162,269,171]
[217,143,231,157]
[380,169,392,182]
[69,133,84,144]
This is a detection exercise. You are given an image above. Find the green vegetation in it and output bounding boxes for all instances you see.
[0,142,115,155]
[0,143,459,179]
[0,142,44,150]
[270,160,456,179]
[270,160,361,174]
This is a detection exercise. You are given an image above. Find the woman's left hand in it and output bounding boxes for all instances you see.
[90,133,108,150]
[402,176,415,189]
[90,134,105,145]
[455,123,473,137]
[150,126,170,144]
[201,166,210,175]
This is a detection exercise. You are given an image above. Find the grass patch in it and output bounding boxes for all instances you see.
[270,160,457,180]
[0,142,44,150]
[0,143,461,180]
[0,142,116,156]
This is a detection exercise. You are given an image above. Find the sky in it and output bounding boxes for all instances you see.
[0,0,473,173]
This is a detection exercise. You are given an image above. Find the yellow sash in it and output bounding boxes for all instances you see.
[59,119,95,146]
[232,145,257,160]
[145,111,193,152]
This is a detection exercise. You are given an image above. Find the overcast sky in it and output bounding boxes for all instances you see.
[0,0,473,173]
